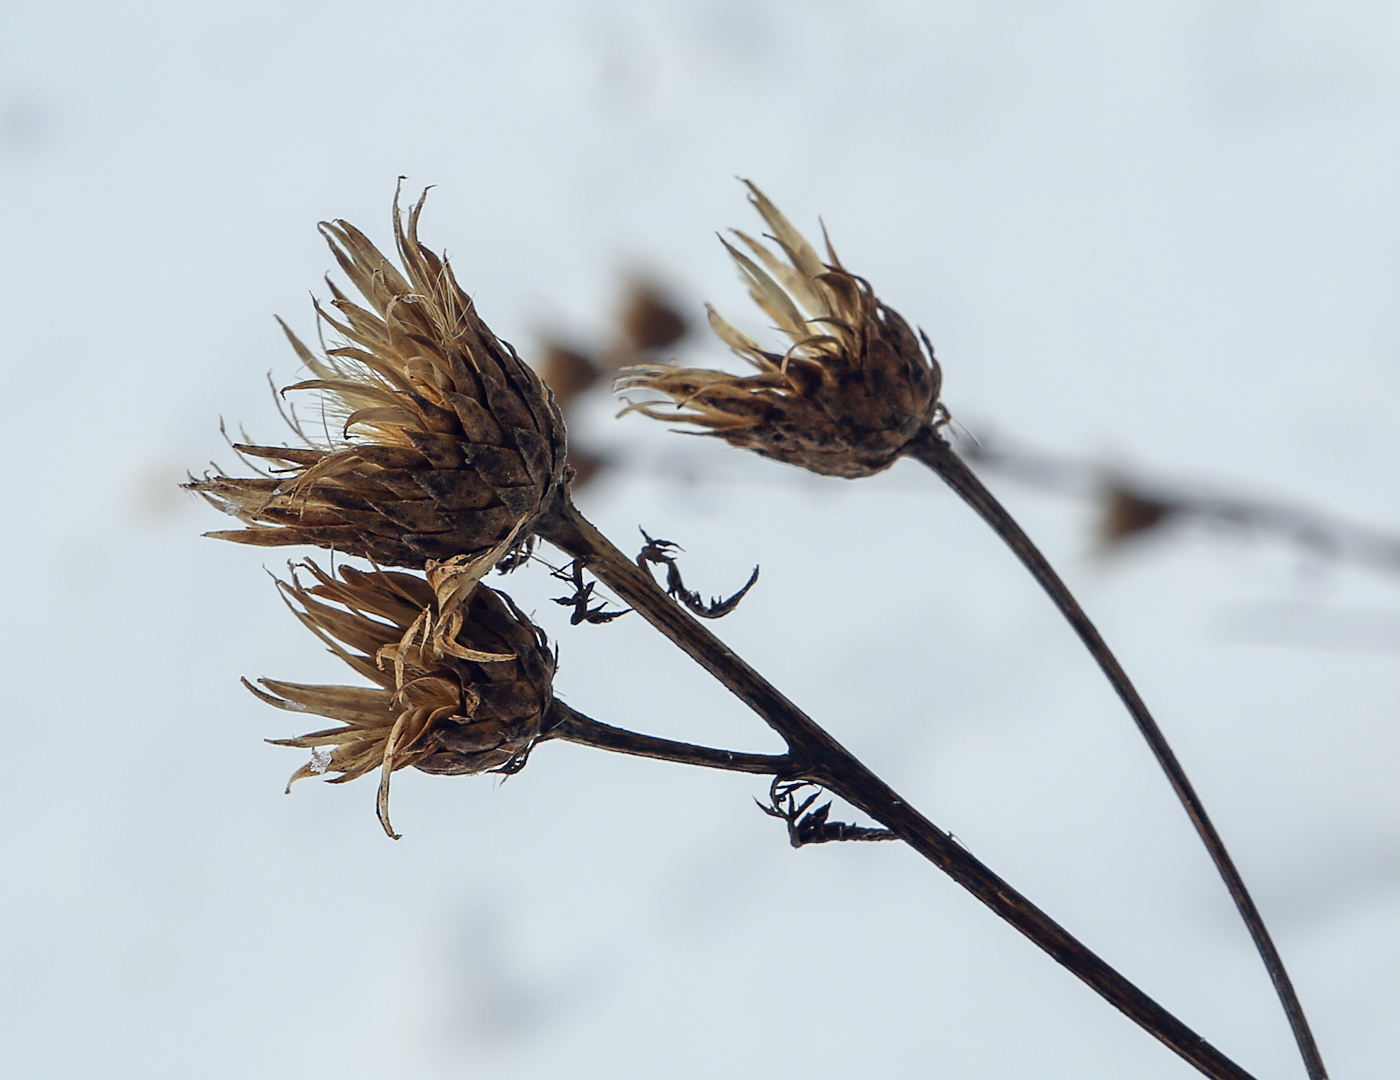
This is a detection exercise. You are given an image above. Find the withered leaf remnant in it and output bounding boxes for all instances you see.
[761,780,896,848]
[189,189,567,570]
[617,181,942,478]
[636,529,759,619]
[249,559,555,838]
[549,559,630,625]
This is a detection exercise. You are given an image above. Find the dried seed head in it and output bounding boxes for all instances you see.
[617,182,942,478]
[618,278,687,354]
[190,189,567,569]
[539,341,603,408]
[1098,481,1176,551]
[251,559,556,838]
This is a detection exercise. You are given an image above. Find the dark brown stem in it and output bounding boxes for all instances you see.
[908,426,1325,1080]
[537,493,1258,1080]
[544,698,792,774]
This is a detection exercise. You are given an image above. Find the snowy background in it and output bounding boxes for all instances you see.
[3,1,1398,1077]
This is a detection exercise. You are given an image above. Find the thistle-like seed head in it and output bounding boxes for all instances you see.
[250,558,556,838]
[618,183,942,478]
[190,189,567,568]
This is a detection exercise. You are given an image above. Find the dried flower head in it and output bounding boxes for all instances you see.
[618,182,942,478]
[190,189,567,568]
[249,559,556,838]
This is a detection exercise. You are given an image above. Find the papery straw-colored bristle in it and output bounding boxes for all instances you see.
[617,181,942,479]
[189,186,567,569]
[254,558,556,838]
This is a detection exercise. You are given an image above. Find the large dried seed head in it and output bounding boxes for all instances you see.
[250,559,556,838]
[190,189,567,568]
[618,183,942,478]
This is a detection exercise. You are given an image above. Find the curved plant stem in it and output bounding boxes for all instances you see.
[545,698,792,774]
[537,493,1258,1080]
[907,426,1325,1080]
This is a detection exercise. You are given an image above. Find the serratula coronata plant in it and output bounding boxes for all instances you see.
[190,189,566,569]
[192,188,1306,1080]
[618,182,941,477]
[251,559,555,838]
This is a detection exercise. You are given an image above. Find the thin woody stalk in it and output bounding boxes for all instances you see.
[537,495,1257,1080]
[908,426,1326,1080]
[545,699,792,774]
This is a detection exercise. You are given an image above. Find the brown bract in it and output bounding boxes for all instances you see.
[190,189,567,568]
[249,559,556,838]
[617,183,942,478]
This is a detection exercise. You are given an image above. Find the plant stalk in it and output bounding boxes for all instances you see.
[908,426,1325,1080]
[545,698,792,774]
[537,494,1258,1080]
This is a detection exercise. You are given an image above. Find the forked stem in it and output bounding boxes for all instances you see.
[908,427,1325,1080]
[537,493,1258,1080]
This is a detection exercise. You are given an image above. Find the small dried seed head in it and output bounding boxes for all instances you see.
[539,342,603,408]
[1098,481,1176,551]
[618,278,687,354]
[617,183,942,479]
[190,189,567,569]
[251,559,556,838]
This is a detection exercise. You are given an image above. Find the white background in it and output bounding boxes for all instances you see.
[2,2,1397,1077]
